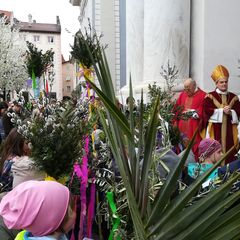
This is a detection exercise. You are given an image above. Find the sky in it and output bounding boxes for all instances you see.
[0,0,80,59]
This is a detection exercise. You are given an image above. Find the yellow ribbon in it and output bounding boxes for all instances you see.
[15,230,27,240]
[44,175,68,185]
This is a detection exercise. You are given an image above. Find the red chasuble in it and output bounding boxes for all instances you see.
[203,91,240,163]
[175,88,206,159]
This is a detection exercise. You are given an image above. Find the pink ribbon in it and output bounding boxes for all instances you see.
[86,82,90,98]
[79,136,89,239]
[70,136,95,239]
[87,179,96,237]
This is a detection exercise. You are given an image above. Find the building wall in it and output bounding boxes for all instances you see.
[98,0,121,92]
[62,61,75,98]
[125,0,144,90]
[190,0,205,88]
[72,0,120,92]
[123,0,190,100]
[191,0,240,95]
[71,0,240,100]
[21,31,62,100]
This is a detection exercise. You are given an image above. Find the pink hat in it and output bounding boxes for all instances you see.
[198,138,222,162]
[0,180,70,236]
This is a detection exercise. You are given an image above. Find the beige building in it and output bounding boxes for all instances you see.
[62,56,75,99]
[19,14,63,100]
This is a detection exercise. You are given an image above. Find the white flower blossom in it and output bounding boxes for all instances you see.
[0,17,28,91]
[16,119,22,125]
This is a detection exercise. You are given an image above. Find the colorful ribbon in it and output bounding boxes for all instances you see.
[78,136,89,239]
[69,131,98,239]
[107,192,121,240]
[87,179,96,237]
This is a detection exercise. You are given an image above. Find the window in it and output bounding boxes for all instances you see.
[33,35,40,42]
[66,86,71,92]
[48,36,54,43]
[65,76,71,81]
[22,34,27,41]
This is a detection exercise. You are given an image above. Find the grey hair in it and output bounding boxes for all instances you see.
[184,78,197,87]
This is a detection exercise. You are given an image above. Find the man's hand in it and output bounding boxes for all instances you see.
[223,106,231,115]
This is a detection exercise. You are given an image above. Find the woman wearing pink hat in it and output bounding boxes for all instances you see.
[0,180,76,240]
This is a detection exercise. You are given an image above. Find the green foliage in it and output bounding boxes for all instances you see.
[25,41,54,77]
[71,83,82,100]
[71,20,107,68]
[17,101,86,179]
[146,62,184,146]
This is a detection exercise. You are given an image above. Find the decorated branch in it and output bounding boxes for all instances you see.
[25,41,54,97]
[15,99,89,180]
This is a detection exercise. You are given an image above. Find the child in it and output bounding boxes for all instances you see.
[0,180,76,240]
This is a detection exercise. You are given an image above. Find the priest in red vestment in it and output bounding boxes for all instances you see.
[175,78,206,159]
[203,65,240,163]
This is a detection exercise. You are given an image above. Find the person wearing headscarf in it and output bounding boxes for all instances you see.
[202,65,240,163]
[187,138,222,181]
[0,180,76,240]
[185,138,240,186]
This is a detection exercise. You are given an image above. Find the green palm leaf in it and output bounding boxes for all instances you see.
[154,173,240,239]
[86,79,132,142]
[148,146,235,236]
[174,188,240,240]
[147,128,198,227]
[139,94,160,216]
[203,201,240,238]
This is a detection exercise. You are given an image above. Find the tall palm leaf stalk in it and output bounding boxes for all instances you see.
[73,33,240,239]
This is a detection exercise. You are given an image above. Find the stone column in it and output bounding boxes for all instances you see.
[144,0,190,85]
[125,0,144,86]
[122,0,190,100]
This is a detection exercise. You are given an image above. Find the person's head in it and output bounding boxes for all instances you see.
[211,65,229,92]
[0,101,8,116]
[12,100,22,114]
[126,96,135,105]
[0,180,76,237]
[198,138,222,164]
[1,128,30,166]
[180,133,189,149]
[183,78,196,96]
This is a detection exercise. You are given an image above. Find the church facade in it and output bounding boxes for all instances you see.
[70,0,240,101]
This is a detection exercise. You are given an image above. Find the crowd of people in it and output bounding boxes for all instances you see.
[0,64,238,239]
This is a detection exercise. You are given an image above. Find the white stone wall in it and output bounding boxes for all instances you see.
[73,0,240,100]
[126,0,144,87]
[101,0,117,91]
[144,0,190,84]
[124,0,190,101]
[73,0,121,92]
[190,0,205,89]
[191,0,240,95]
